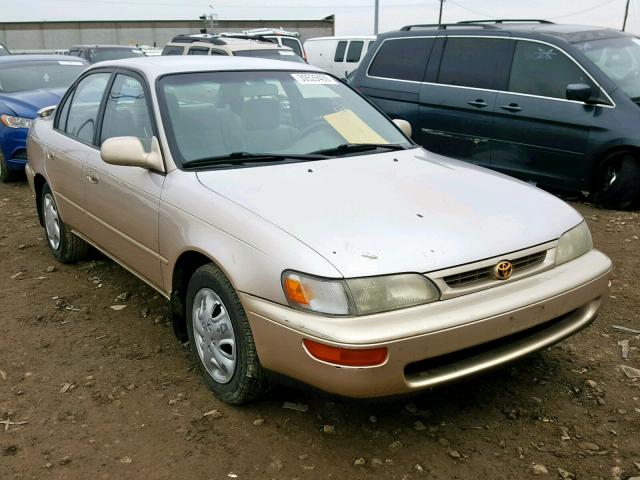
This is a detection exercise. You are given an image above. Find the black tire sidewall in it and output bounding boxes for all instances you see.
[594,154,640,209]
[185,264,259,403]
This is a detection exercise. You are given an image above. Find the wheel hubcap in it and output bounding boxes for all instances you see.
[192,288,236,384]
[43,193,61,250]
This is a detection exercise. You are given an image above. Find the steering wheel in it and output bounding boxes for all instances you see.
[621,69,640,84]
[75,118,95,139]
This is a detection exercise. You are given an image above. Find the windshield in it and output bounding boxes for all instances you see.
[159,70,412,167]
[89,47,145,63]
[233,48,305,63]
[0,61,85,93]
[576,36,640,99]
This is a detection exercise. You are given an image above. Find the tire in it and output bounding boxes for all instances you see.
[592,153,640,210]
[41,184,89,263]
[0,151,20,183]
[186,263,266,404]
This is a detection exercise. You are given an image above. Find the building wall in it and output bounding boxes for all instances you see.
[0,18,335,52]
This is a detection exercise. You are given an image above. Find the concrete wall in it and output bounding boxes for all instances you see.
[0,17,335,52]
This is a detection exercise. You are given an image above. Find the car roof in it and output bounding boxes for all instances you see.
[392,21,630,43]
[89,55,322,79]
[70,44,140,49]
[0,54,89,64]
[306,36,377,42]
[166,38,294,53]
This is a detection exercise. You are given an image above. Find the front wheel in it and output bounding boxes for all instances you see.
[186,263,266,404]
[41,184,88,262]
[592,153,640,210]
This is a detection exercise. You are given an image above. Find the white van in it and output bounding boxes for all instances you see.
[304,36,376,78]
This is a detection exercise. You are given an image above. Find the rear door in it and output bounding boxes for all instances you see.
[418,36,514,167]
[83,71,165,288]
[359,37,436,135]
[491,39,608,188]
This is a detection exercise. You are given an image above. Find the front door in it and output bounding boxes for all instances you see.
[418,37,514,167]
[491,40,610,189]
[47,71,111,231]
[83,72,165,289]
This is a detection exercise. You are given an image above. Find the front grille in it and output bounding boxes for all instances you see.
[444,251,546,288]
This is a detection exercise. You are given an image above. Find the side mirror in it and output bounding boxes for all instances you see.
[566,83,592,102]
[393,118,412,138]
[100,136,164,172]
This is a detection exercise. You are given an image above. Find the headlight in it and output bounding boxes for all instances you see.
[282,271,440,316]
[0,114,33,129]
[556,221,593,266]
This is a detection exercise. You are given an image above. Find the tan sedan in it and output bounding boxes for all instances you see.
[26,57,612,403]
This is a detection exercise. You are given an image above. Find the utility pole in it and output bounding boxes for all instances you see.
[438,0,445,25]
[622,0,631,31]
[374,0,379,35]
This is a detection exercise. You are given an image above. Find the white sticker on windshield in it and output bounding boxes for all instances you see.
[291,73,337,85]
[59,61,84,65]
[279,50,295,55]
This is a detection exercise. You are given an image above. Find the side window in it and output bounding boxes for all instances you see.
[162,45,184,55]
[334,41,347,62]
[210,49,227,55]
[100,74,153,144]
[63,73,110,144]
[281,37,303,57]
[368,38,434,82]
[188,47,209,55]
[438,38,513,90]
[56,91,72,131]
[68,49,81,57]
[346,41,364,63]
[508,41,596,99]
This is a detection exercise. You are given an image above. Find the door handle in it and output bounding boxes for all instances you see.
[467,99,488,108]
[86,172,99,184]
[46,152,55,161]
[500,103,522,113]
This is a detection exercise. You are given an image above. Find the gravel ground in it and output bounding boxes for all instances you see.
[1,180,639,480]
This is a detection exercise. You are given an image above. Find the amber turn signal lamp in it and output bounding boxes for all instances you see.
[303,339,388,367]
[283,277,310,305]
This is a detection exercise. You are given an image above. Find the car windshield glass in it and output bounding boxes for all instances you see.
[159,70,412,167]
[89,47,145,63]
[233,48,305,63]
[576,36,640,99]
[0,61,86,93]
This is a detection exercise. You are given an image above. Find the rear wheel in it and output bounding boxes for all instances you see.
[0,151,19,183]
[186,263,266,404]
[592,153,640,210]
[41,184,88,262]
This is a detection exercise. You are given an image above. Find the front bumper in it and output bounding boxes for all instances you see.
[241,249,612,398]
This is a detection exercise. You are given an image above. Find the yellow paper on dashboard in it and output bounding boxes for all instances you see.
[323,109,388,144]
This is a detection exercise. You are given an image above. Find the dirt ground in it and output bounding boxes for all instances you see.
[1,180,639,480]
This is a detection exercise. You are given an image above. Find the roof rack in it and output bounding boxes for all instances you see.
[457,19,554,24]
[217,32,277,44]
[170,34,228,45]
[241,27,300,38]
[401,23,500,31]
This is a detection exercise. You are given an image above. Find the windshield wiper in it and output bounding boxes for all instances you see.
[182,151,328,169]
[311,143,408,156]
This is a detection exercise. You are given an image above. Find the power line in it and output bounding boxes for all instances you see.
[548,0,623,19]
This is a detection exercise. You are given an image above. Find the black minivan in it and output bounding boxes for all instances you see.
[351,20,640,209]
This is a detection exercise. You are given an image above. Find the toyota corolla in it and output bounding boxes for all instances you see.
[26,57,612,404]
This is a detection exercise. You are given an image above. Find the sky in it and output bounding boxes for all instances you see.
[1,0,638,36]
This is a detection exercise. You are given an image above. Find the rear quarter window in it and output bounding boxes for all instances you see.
[368,37,434,82]
[162,45,184,55]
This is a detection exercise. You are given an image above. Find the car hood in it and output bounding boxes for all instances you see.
[196,148,583,278]
[0,88,66,118]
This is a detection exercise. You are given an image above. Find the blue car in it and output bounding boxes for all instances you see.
[0,55,88,182]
